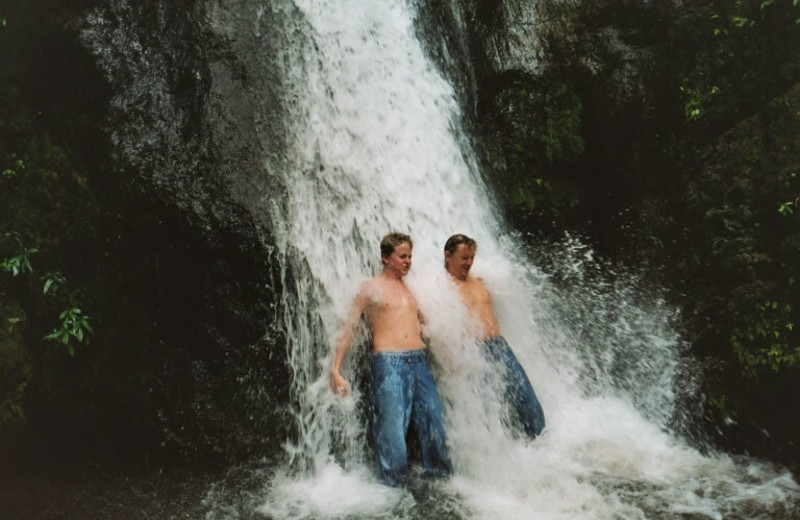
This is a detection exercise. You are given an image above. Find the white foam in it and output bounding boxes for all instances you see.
[259,463,411,519]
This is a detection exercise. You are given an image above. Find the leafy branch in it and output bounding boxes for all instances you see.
[1,234,92,356]
[44,307,93,357]
[0,234,38,276]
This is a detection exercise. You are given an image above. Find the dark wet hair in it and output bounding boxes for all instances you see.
[380,232,413,258]
[443,234,477,267]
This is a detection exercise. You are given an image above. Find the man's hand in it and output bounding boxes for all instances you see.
[329,369,351,396]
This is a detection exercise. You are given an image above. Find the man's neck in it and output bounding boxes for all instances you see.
[381,269,404,281]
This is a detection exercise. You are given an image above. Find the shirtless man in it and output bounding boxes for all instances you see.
[444,233,545,439]
[330,232,452,486]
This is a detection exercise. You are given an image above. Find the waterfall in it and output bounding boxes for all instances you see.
[266,0,501,471]
[80,0,800,518]
[246,0,800,519]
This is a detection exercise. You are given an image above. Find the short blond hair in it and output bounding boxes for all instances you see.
[380,232,413,259]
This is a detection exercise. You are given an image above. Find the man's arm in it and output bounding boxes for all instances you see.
[329,285,369,395]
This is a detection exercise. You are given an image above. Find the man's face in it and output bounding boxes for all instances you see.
[383,242,412,277]
[445,243,475,281]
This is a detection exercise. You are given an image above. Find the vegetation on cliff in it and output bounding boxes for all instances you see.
[472,0,800,466]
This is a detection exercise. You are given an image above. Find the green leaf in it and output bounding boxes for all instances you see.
[778,201,795,216]
[42,272,66,295]
[44,304,93,354]
[731,16,751,27]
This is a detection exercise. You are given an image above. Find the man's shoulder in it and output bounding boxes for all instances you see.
[467,274,488,288]
[358,277,386,301]
[363,275,387,289]
[466,275,493,300]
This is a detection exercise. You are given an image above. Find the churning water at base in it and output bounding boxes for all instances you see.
[201,0,792,518]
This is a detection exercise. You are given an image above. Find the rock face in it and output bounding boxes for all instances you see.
[430,0,682,235]
[79,1,280,239]
[71,0,305,459]
[0,0,299,460]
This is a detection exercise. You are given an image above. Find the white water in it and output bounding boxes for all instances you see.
[234,0,799,519]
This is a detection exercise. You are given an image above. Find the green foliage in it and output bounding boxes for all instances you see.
[42,271,66,296]
[539,82,585,163]
[682,84,800,388]
[731,300,800,376]
[660,0,800,388]
[0,234,37,276]
[485,76,585,226]
[678,0,800,124]
[1,81,99,359]
[778,201,795,216]
[44,306,92,356]
[680,84,720,121]
[2,155,24,178]
[0,12,113,436]
[777,173,798,216]
[0,238,92,356]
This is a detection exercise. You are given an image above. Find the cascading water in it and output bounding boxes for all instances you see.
[81,0,800,518]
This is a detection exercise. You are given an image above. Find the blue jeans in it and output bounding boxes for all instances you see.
[370,349,452,486]
[482,336,546,439]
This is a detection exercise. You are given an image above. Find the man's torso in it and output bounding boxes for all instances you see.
[363,276,425,352]
[457,276,501,340]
